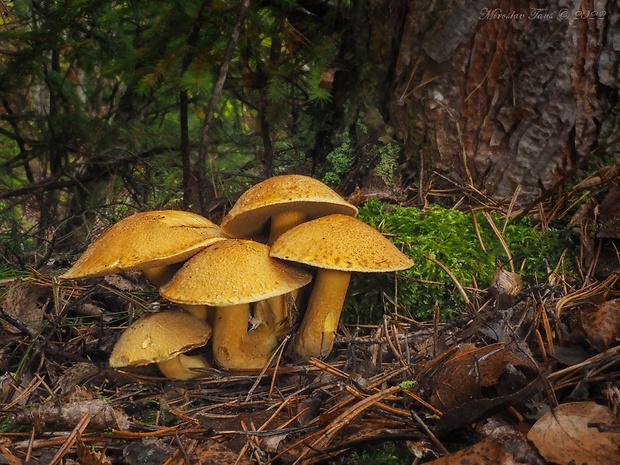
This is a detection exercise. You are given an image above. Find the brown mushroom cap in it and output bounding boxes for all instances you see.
[60,210,228,280]
[159,239,312,306]
[269,214,413,272]
[109,310,212,367]
[220,174,358,239]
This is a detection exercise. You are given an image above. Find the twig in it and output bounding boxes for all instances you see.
[303,385,401,453]
[481,210,514,272]
[411,411,449,455]
[197,0,251,208]
[47,413,90,465]
[423,254,473,311]
[245,335,290,403]
[555,272,619,317]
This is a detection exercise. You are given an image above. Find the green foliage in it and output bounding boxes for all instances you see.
[374,143,400,186]
[0,262,29,280]
[322,130,355,186]
[0,207,35,264]
[399,380,416,390]
[344,199,573,322]
[0,0,351,262]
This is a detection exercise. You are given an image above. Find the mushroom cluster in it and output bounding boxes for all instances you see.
[61,175,413,378]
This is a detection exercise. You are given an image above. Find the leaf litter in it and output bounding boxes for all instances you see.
[1,194,620,464]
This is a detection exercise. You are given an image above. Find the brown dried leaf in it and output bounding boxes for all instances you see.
[422,342,539,434]
[0,279,50,333]
[598,186,620,238]
[580,298,620,351]
[481,419,546,465]
[123,437,175,465]
[190,439,252,465]
[490,267,523,298]
[527,401,620,464]
[77,436,112,465]
[426,343,537,411]
[57,362,101,395]
[423,438,517,464]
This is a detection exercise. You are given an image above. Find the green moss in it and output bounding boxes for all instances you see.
[343,199,573,322]
[322,130,355,186]
[374,143,400,186]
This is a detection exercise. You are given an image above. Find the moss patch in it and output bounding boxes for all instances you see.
[344,199,574,322]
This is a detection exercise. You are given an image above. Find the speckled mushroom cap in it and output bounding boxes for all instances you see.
[220,174,358,238]
[109,311,212,367]
[270,214,414,272]
[60,210,228,279]
[159,239,312,306]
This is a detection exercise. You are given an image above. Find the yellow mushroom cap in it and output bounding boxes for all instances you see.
[159,239,312,306]
[270,214,414,272]
[60,210,228,280]
[220,174,358,238]
[109,310,212,367]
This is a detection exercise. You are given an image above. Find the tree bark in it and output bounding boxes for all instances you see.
[333,0,620,205]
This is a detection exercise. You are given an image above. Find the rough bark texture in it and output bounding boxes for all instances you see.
[339,0,620,204]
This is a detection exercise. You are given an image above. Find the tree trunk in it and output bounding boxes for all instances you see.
[331,0,620,205]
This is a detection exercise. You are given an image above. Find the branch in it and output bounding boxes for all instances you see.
[0,148,167,201]
[196,0,251,212]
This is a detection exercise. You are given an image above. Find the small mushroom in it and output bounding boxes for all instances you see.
[159,239,312,370]
[220,174,357,334]
[109,310,212,380]
[270,214,413,360]
[60,210,228,320]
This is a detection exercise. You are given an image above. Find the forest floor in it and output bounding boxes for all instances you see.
[1,203,620,464]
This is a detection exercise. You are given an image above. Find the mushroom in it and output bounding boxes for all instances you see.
[159,239,312,370]
[109,310,212,380]
[60,210,228,320]
[270,214,413,360]
[220,174,358,245]
[220,174,357,334]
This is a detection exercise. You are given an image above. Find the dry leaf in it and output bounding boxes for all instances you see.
[481,419,546,464]
[598,186,620,239]
[423,438,517,464]
[0,279,50,333]
[77,436,112,465]
[123,437,175,465]
[580,298,620,351]
[490,267,522,309]
[421,342,539,433]
[425,342,537,411]
[57,362,101,395]
[189,439,252,465]
[527,401,620,464]
[261,432,288,454]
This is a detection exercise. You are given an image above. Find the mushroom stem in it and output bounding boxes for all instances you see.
[260,294,294,337]
[142,264,182,289]
[157,354,210,380]
[266,209,308,335]
[268,211,308,245]
[143,266,214,322]
[212,304,278,370]
[182,304,214,323]
[295,268,351,360]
